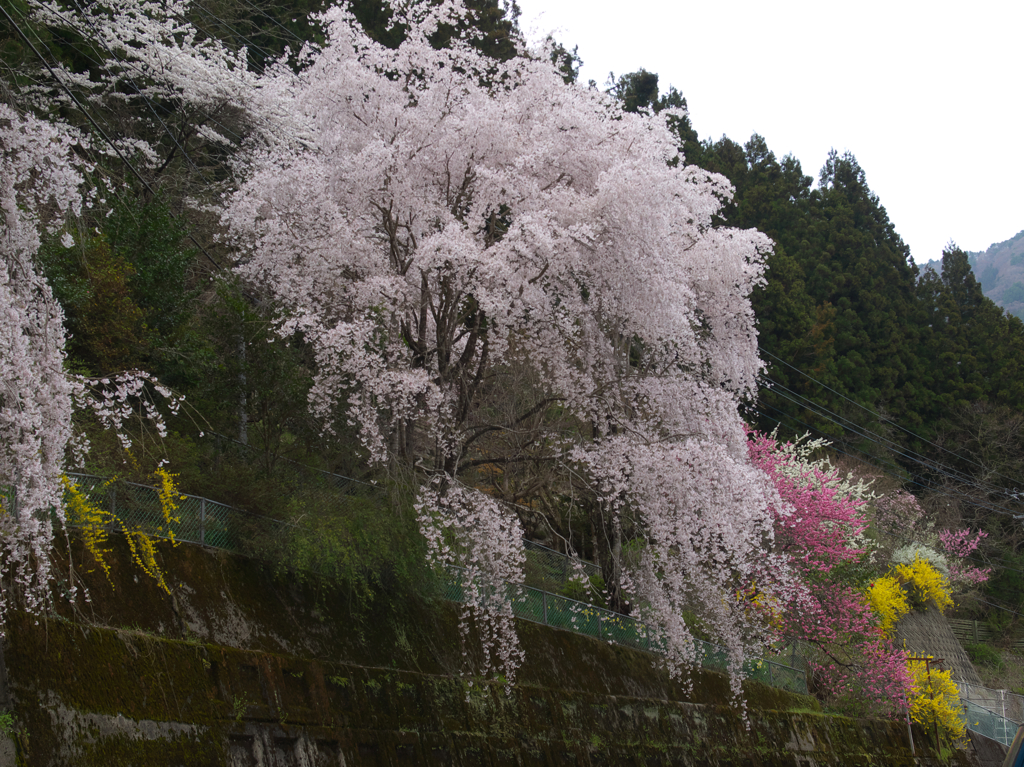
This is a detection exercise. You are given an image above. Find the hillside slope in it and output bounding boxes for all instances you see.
[925,231,1024,318]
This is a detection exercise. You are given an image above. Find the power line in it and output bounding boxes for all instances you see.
[760,344,1024,493]
[761,375,1001,497]
[1,2,225,270]
[12,0,249,146]
[750,400,1024,528]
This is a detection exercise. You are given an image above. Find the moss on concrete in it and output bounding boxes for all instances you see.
[2,533,972,765]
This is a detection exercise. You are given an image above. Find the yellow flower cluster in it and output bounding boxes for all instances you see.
[63,475,117,586]
[866,575,910,635]
[153,466,183,541]
[908,658,966,741]
[895,555,953,612]
[867,555,954,635]
[62,471,181,594]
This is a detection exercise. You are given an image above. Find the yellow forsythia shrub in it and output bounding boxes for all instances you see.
[908,657,966,741]
[895,555,953,612]
[866,575,910,635]
[63,475,117,586]
[153,466,183,541]
[62,471,181,594]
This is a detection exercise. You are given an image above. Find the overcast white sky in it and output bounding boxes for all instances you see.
[517,0,1023,264]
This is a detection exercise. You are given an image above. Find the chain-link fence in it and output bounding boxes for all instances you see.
[957,682,1024,724]
[65,473,292,553]
[444,566,808,695]
[192,431,380,516]
[522,539,602,593]
[62,472,806,697]
[963,699,1018,746]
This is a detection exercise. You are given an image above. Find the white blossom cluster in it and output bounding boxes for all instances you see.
[1,105,84,620]
[28,0,309,162]
[223,2,783,685]
[0,107,181,625]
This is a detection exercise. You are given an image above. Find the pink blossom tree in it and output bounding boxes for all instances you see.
[747,431,911,716]
[223,2,782,687]
[938,528,991,591]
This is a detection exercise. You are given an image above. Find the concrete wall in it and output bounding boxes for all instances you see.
[0,535,971,766]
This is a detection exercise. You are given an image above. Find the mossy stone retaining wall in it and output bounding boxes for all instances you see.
[0,535,971,765]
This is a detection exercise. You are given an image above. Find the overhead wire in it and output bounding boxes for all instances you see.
[760,370,985,491]
[749,397,1024,552]
[760,344,1024,493]
[1,1,228,270]
[751,391,1024,525]
[14,0,250,147]
[758,367,1024,513]
[65,0,214,180]
[759,376,1008,509]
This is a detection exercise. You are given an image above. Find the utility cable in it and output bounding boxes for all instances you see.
[750,400,1024,529]
[757,383,1024,521]
[760,373,1021,512]
[760,371,985,490]
[759,344,1024,493]
[1,3,225,270]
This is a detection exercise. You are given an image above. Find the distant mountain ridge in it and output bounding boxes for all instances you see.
[923,230,1024,318]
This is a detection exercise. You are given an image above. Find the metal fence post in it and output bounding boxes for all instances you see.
[768,662,774,688]
[200,497,206,546]
[542,591,548,626]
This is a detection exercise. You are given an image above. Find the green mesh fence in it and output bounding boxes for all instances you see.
[957,682,1024,724]
[64,473,291,555]
[697,641,730,672]
[60,473,806,697]
[963,699,1016,746]
[447,566,806,694]
[522,539,602,593]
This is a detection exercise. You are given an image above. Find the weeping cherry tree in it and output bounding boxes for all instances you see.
[223,0,788,689]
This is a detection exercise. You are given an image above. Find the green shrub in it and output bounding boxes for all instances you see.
[559,574,606,608]
[965,642,1004,670]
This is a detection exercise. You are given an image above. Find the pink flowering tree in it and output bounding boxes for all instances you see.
[0,106,84,619]
[747,431,911,716]
[223,1,784,687]
[871,489,926,555]
[938,528,991,591]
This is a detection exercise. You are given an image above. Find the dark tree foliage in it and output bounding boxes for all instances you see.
[808,151,920,440]
[179,0,521,70]
[37,195,196,377]
[679,122,1024,473]
[547,37,581,84]
[608,70,700,162]
[668,124,1024,632]
[608,68,659,113]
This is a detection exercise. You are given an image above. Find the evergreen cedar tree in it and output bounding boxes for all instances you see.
[696,134,1024,460]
